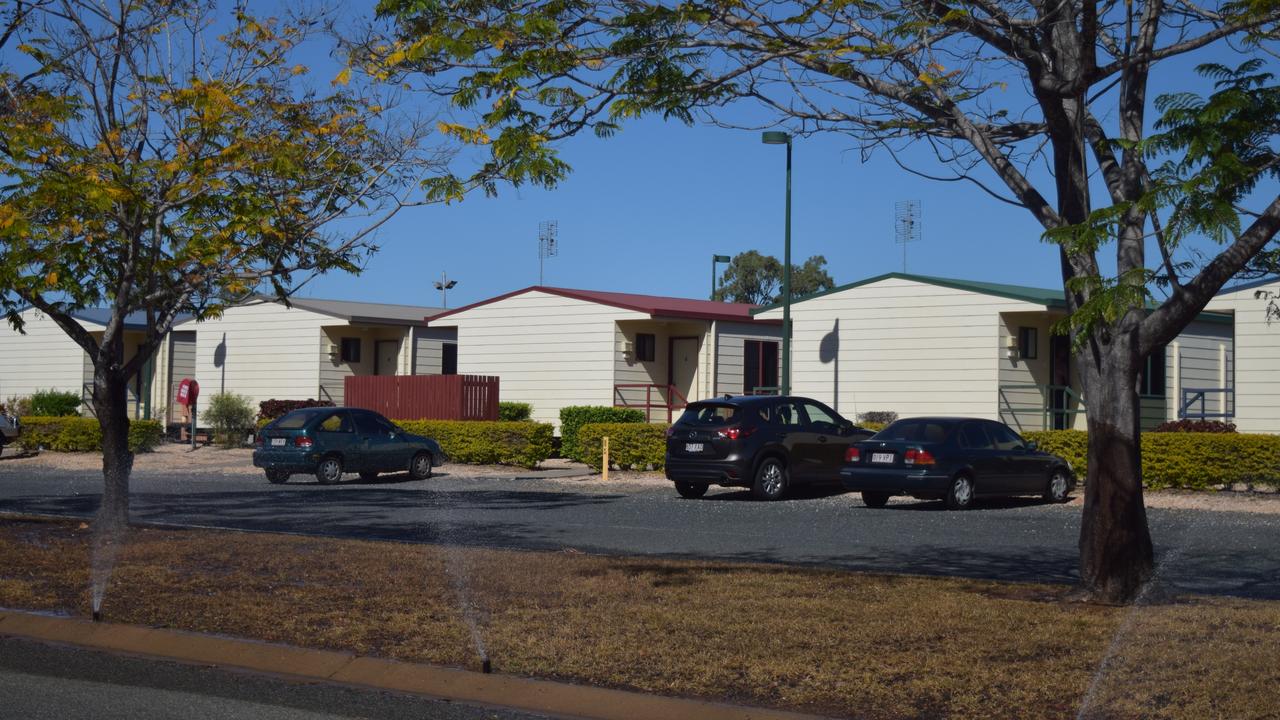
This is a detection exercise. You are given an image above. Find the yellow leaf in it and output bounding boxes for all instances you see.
[332,67,352,86]
[45,271,58,286]
[291,64,307,76]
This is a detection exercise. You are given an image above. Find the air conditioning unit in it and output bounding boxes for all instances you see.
[620,340,635,355]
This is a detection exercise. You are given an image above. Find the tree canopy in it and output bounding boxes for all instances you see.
[715,251,835,305]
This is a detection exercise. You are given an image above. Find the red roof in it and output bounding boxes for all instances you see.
[426,286,778,324]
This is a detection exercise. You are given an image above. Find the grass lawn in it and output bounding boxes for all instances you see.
[0,516,1276,719]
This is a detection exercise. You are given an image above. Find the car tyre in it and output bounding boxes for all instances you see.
[751,457,789,501]
[359,471,379,482]
[861,491,890,508]
[265,469,289,484]
[945,474,975,510]
[316,456,343,485]
[410,452,433,481]
[1044,469,1071,503]
[674,481,708,499]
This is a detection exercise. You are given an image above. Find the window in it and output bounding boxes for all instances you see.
[986,422,1025,451]
[353,412,394,437]
[802,402,840,433]
[879,420,954,444]
[635,333,656,362]
[317,412,354,433]
[340,337,361,363]
[442,343,458,375]
[1139,346,1166,397]
[770,400,805,426]
[679,403,738,425]
[958,423,993,450]
[1017,327,1038,359]
[743,340,779,394]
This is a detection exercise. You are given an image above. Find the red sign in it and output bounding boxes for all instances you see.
[176,378,200,407]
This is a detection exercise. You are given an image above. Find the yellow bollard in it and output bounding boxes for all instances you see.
[602,436,609,482]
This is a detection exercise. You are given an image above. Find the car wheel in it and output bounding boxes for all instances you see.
[359,471,379,482]
[265,469,289,484]
[1044,469,1071,503]
[674,481,708,499]
[861,491,890,508]
[751,457,789,501]
[316,457,343,485]
[945,474,974,510]
[410,452,433,481]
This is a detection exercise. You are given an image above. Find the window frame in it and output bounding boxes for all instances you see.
[1017,326,1038,360]
[1139,346,1167,397]
[743,339,780,394]
[340,337,362,363]
[635,333,656,363]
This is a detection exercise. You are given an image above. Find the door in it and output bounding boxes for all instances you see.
[799,400,848,481]
[985,421,1037,491]
[375,340,399,376]
[670,337,700,407]
[1049,335,1071,430]
[957,422,1004,490]
[354,411,401,472]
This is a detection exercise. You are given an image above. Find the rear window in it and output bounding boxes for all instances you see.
[878,420,954,444]
[678,403,739,426]
[273,409,325,430]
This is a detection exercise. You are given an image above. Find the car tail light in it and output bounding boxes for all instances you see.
[845,447,861,463]
[255,434,263,447]
[904,448,936,466]
[294,436,313,449]
[716,425,755,440]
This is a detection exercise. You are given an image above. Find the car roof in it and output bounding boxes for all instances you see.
[691,395,827,406]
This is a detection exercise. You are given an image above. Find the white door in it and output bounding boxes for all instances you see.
[375,340,399,376]
[670,337,700,406]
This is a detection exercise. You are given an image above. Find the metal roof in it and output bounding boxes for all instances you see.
[751,272,1070,314]
[1217,275,1280,296]
[428,286,777,325]
[67,308,193,330]
[281,296,448,325]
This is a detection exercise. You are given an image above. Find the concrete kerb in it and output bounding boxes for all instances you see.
[0,609,831,720]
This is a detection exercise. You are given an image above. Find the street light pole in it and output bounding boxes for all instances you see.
[762,131,793,396]
[433,272,458,308]
[710,254,731,300]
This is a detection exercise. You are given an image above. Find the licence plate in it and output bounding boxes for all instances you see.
[871,452,895,464]
[685,443,704,453]
[271,438,286,447]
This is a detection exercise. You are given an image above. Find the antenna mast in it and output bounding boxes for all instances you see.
[894,201,921,273]
[538,220,558,285]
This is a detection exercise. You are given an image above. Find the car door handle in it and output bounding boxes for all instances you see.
[817,436,827,443]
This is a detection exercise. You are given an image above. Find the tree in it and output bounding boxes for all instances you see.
[0,0,442,529]
[378,0,1280,602]
[715,251,835,304]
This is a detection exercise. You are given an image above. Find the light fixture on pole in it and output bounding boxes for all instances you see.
[761,130,792,396]
[433,272,458,308]
[711,254,731,300]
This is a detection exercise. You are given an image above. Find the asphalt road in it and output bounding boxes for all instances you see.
[1,463,1278,599]
[0,636,549,720]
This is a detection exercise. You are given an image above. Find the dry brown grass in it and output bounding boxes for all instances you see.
[0,516,1276,719]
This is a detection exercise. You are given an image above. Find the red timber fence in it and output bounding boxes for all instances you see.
[344,375,499,421]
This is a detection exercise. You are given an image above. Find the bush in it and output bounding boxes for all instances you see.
[578,422,667,472]
[861,421,888,432]
[1153,419,1237,433]
[559,406,646,462]
[258,398,333,422]
[29,389,82,417]
[394,420,553,469]
[204,392,256,447]
[858,410,898,425]
[18,416,165,452]
[498,401,533,422]
[5,395,33,417]
[1023,429,1280,490]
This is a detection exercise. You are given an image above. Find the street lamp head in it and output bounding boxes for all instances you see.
[761,130,791,145]
[713,254,731,263]
[445,280,458,289]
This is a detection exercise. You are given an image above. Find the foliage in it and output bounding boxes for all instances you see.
[394,420,553,469]
[29,390,82,417]
[1153,419,1238,433]
[861,422,888,433]
[498,401,533,422]
[1025,430,1280,490]
[713,251,835,305]
[858,411,899,426]
[18,417,164,453]
[4,396,32,417]
[203,393,257,448]
[577,422,667,472]
[558,406,646,462]
[258,399,335,422]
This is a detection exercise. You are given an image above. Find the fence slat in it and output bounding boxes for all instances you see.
[343,375,500,420]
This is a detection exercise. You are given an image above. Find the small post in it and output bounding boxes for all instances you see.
[191,403,197,450]
[601,436,609,482]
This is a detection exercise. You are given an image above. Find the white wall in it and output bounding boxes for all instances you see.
[0,309,98,405]
[441,290,648,429]
[1207,280,1280,433]
[757,277,1048,421]
[413,327,458,375]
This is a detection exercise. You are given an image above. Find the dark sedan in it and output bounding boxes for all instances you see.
[253,407,444,485]
[665,395,874,500]
[841,417,1075,510]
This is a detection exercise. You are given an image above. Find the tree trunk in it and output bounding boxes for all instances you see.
[93,369,133,529]
[1077,348,1155,604]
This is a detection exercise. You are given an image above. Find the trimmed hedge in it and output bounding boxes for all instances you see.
[18,416,164,453]
[559,406,646,462]
[1024,430,1280,490]
[396,420,553,469]
[578,422,667,472]
[498,402,533,422]
[1153,419,1237,433]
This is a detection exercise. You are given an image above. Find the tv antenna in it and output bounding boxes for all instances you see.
[538,220,558,285]
[894,200,921,272]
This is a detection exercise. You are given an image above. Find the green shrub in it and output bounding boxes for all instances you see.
[258,398,333,422]
[204,392,256,447]
[498,402,533,422]
[1153,419,1237,433]
[5,395,33,417]
[29,389,82,417]
[578,422,667,472]
[861,421,888,432]
[394,420,553,469]
[858,410,898,425]
[1024,429,1280,490]
[18,416,165,452]
[559,406,646,462]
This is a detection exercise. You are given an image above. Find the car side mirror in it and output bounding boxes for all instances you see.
[1026,441,1038,451]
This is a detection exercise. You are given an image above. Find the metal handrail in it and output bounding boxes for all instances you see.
[614,383,690,423]
[1179,387,1234,420]
[998,383,1086,431]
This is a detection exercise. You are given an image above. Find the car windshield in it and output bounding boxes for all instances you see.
[878,419,954,444]
[678,403,738,426]
[273,409,327,430]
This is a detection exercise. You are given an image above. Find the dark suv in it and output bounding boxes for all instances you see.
[665,395,873,500]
